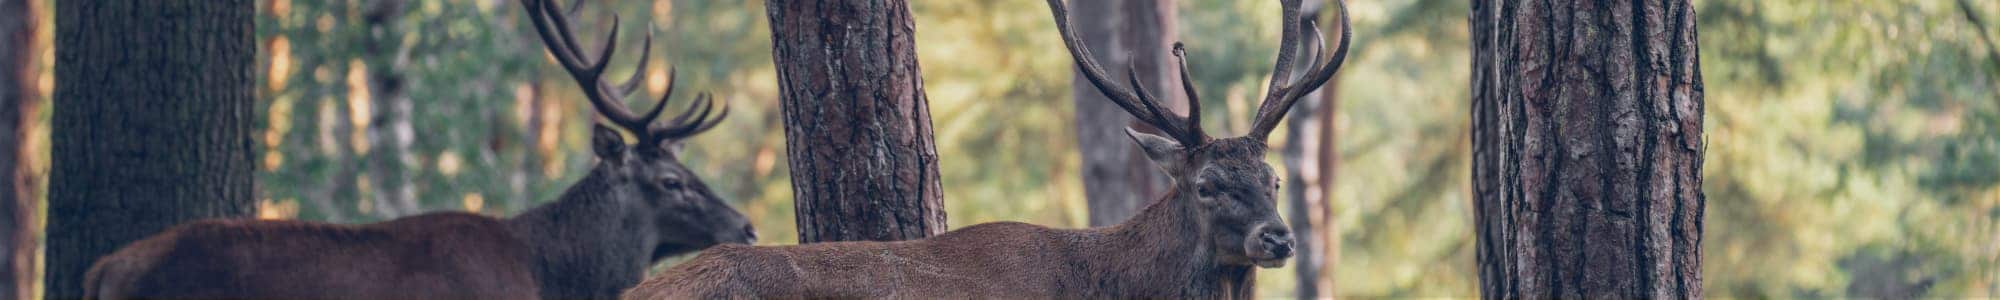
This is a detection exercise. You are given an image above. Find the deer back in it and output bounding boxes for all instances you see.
[84,213,539,300]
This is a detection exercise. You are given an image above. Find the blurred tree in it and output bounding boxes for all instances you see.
[1062,0,1181,227]
[359,0,418,219]
[0,0,35,297]
[767,0,947,243]
[1282,2,1337,298]
[44,1,257,298]
[1470,0,1705,298]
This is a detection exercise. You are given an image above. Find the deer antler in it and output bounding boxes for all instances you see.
[1049,0,1348,145]
[524,0,725,146]
[1047,0,1208,146]
[1247,0,1351,141]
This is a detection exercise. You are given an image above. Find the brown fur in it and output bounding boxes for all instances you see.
[84,213,538,300]
[625,138,1287,299]
[84,126,754,300]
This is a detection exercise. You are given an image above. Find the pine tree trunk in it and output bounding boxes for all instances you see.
[1470,0,1706,298]
[0,0,37,298]
[1067,0,1181,227]
[45,1,257,298]
[1313,70,1341,298]
[767,0,946,243]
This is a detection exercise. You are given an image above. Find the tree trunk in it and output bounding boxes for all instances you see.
[1312,70,1341,298]
[0,0,37,298]
[1067,0,1181,227]
[1469,0,1706,298]
[1283,5,1341,298]
[45,1,257,298]
[767,0,947,243]
[362,0,417,219]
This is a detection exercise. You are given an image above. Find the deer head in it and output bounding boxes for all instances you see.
[524,0,756,254]
[1049,0,1349,269]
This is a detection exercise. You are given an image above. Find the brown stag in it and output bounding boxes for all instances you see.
[81,0,753,299]
[620,0,1350,298]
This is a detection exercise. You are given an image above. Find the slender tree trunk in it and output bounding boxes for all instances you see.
[46,1,257,298]
[1470,0,1706,298]
[767,0,947,243]
[1282,90,1322,300]
[1067,0,1181,227]
[0,0,37,298]
[362,0,417,218]
[1313,70,1341,297]
[1284,4,1342,298]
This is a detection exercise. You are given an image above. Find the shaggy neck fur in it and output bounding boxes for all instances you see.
[504,168,662,299]
[1088,179,1256,298]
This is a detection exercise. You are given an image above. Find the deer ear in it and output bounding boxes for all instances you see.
[1124,126,1184,165]
[592,124,627,158]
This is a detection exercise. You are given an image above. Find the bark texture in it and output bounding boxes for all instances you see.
[767,0,947,243]
[1066,0,1182,227]
[0,0,37,298]
[1469,0,1706,298]
[46,1,257,298]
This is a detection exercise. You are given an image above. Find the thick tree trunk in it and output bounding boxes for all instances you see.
[1470,0,1706,298]
[1067,0,1181,227]
[45,1,257,298]
[767,0,947,243]
[0,0,37,298]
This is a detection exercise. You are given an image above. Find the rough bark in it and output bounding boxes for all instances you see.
[1469,0,1706,298]
[767,0,946,243]
[0,0,37,298]
[45,1,258,298]
[1068,0,1182,227]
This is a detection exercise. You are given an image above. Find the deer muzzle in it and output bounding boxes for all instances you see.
[1246,223,1294,268]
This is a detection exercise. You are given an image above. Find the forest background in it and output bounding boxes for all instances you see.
[4,0,1997,297]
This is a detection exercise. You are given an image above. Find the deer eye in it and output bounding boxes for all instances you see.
[1197,184,1220,198]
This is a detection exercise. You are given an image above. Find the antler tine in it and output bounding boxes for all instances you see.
[654,92,724,139]
[584,14,621,77]
[1046,0,1202,145]
[632,67,676,125]
[1249,0,1352,140]
[1172,43,1205,143]
[687,102,731,136]
[526,0,663,134]
[617,29,655,97]
[525,0,581,67]
[537,0,590,67]
[665,92,711,127]
[566,0,586,16]
[1125,65,1177,133]
[1262,0,1307,96]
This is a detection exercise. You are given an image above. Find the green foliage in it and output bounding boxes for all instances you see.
[1699,0,2000,297]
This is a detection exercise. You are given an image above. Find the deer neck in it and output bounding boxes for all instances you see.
[1091,187,1256,298]
[503,170,657,298]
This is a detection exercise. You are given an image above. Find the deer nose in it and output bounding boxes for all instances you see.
[742,224,759,244]
[1260,228,1294,258]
